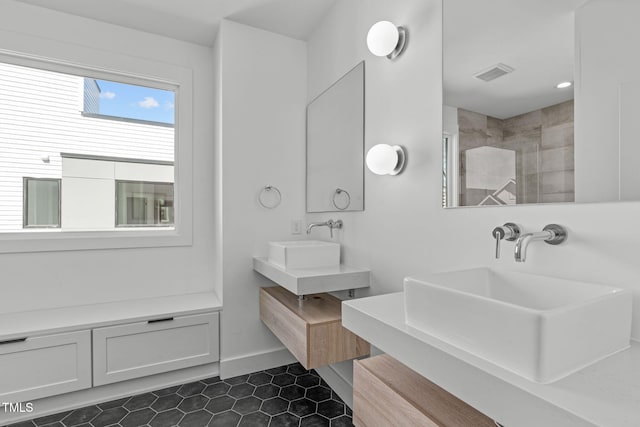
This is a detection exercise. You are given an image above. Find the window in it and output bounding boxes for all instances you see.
[23,178,61,228]
[0,61,175,232]
[0,42,193,253]
[116,181,174,227]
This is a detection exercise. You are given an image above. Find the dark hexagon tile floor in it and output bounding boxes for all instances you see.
[6,363,353,427]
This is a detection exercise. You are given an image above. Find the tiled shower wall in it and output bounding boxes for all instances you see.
[458,100,574,205]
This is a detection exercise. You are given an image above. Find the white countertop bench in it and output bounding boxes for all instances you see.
[0,292,222,341]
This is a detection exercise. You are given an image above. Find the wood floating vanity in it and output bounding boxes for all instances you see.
[259,286,369,369]
[353,354,495,427]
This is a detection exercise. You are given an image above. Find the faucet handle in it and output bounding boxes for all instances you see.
[327,220,335,238]
[501,222,520,241]
[325,219,343,238]
[491,223,521,259]
[542,224,567,245]
[493,232,501,259]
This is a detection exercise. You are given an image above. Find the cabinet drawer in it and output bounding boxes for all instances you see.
[93,312,219,386]
[354,355,494,427]
[0,330,91,403]
[260,287,369,369]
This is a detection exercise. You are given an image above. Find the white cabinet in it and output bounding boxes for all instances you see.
[0,293,221,414]
[92,312,219,386]
[0,330,92,402]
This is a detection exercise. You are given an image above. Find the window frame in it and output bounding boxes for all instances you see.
[0,38,193,253]
[23,177,62,229]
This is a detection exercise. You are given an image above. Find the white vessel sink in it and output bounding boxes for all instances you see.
[404,268,632,383]
[268,240,340,269]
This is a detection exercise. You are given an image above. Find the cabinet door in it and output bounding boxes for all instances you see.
[93,312,219,386]
[260,287,370,369]
[260,288,309,366]
[0,330,92,402]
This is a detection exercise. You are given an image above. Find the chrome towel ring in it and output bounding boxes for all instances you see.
[258,185,282,209]
[332,188,351,210]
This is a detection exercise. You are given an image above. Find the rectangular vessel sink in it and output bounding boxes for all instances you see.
[268,240,340,269]
[404,268,632,383]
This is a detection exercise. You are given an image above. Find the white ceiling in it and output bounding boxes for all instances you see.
[15,0,590,119]
[444,0,589,119]
[14,0,338,46]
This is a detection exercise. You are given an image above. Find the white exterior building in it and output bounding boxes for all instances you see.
[0,62,174,231]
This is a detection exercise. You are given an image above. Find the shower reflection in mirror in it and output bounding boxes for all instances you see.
[442,0,577,208]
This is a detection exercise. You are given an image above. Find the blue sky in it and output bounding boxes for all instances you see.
[96,79,175,125]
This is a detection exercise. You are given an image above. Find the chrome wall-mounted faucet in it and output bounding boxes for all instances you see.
[491,223,521,258]
[514,224,567,262]
[306,219,343,238]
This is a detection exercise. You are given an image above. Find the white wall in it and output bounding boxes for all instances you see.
[575,0,640,202]
[443,105,458,137]
[304,0,442,392]
[213,24,224,306]
[216,20,306,375]
[307,0,640,373]
[0,1,216,312]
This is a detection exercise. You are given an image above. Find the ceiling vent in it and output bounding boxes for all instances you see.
[473,63,514,82]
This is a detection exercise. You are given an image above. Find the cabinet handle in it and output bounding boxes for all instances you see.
[147,317,174,324]
[0,337,27,345]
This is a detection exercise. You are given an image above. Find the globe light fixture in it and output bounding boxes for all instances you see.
[366,144,406,175]
[366,21,407,60]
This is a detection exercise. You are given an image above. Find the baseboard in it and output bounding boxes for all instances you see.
[316,363,354,409]
[0,363,219,425]
[219,347,296,379]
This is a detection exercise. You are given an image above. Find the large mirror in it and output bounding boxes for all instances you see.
[443,0,640,207]
[307,61,364,212]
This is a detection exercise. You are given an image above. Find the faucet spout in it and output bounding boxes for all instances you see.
[306,219,343,237]
[306,222,326,235]
[514,231,553,262]
[514,224,568,262]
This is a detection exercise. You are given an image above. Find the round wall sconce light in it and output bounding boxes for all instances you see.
[366,21,407,60]
[366,144,406,175]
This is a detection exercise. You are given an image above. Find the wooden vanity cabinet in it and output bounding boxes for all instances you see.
[353,354,495,427]
[260,286,369,369]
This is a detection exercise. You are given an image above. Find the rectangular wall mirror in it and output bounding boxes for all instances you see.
[443,0,640,208]
[307,61,364,212]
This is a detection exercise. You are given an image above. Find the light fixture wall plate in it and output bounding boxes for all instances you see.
[366,144,406,175]
[367,21,407,60]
